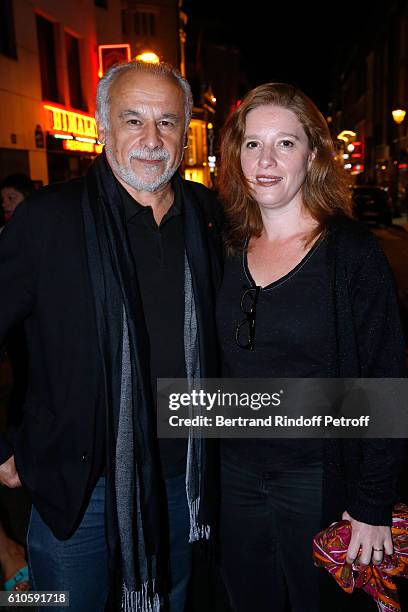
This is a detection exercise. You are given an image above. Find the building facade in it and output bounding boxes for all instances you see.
[0,0,212,186]
[0,0,103,184]
[331,0,408,208]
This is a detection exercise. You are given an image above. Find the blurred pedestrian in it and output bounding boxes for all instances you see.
[0,523,29,591]
[0,174,33,427]
[0,174,34,229]
[0,173,34,592]
[216,82,406,611]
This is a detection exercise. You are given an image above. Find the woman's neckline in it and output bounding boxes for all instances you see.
[242,232,326,292]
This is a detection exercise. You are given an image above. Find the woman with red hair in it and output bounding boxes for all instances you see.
[216,83,406,611]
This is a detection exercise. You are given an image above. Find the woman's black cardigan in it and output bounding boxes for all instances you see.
[322,217,407,527]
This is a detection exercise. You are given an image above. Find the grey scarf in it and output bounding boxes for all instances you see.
[116,254,210,611]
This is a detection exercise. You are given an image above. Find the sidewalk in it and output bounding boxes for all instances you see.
[392,214,408,232]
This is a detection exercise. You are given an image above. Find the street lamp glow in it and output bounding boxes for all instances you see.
[392,109,406,124]
[135,52,160,64]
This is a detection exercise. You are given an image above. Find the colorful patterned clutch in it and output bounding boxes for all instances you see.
[313,503,408,612]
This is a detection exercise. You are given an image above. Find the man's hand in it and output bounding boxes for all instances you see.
[342,510,393,566]
[0,456,22,488]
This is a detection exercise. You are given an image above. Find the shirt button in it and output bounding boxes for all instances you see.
[81,452,89,463]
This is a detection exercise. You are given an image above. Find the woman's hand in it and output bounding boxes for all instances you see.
[342,510,393,566]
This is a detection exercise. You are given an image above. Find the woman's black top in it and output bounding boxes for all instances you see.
[216,236,328,471]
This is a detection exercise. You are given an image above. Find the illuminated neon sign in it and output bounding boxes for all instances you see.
[63,140,103,154]
[337,130,356,143]
[44,104,98,139]
[350,141,364,162]
[98,44,131,78]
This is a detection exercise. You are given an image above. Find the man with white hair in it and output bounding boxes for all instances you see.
[0,61,222,611]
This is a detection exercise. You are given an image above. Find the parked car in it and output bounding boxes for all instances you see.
[352,185,392,227]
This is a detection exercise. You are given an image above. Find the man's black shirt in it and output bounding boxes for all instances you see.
[119,179,187,478]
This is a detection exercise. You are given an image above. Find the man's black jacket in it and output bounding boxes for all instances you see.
[0,170,223,539]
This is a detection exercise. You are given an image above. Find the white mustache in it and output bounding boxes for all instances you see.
[129,147,169,162]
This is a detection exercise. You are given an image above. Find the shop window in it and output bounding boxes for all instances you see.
[0,0,17,59]
[65,32,86,111]
[185,126,197,166]
[36,14,59,103]
[47,152,93,183]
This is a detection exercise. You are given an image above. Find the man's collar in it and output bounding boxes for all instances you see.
[117,181,145,222]
[117,174,182,222]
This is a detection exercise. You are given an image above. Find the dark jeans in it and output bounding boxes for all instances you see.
[220,455,323,612]
[27,473,192,612]
[165,471,193,611]
[27,477,109,612]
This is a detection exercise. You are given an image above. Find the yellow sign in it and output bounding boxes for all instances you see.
[63,140,103,154]
[337,130,356,143]
[44,104,98,139]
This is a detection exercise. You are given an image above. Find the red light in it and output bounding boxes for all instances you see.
[399,163,408,170]
[98,44,131,78]
[351,153,362,158]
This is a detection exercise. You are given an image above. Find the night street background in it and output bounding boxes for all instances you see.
[1,0,408,609]
[184,0,386,112]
